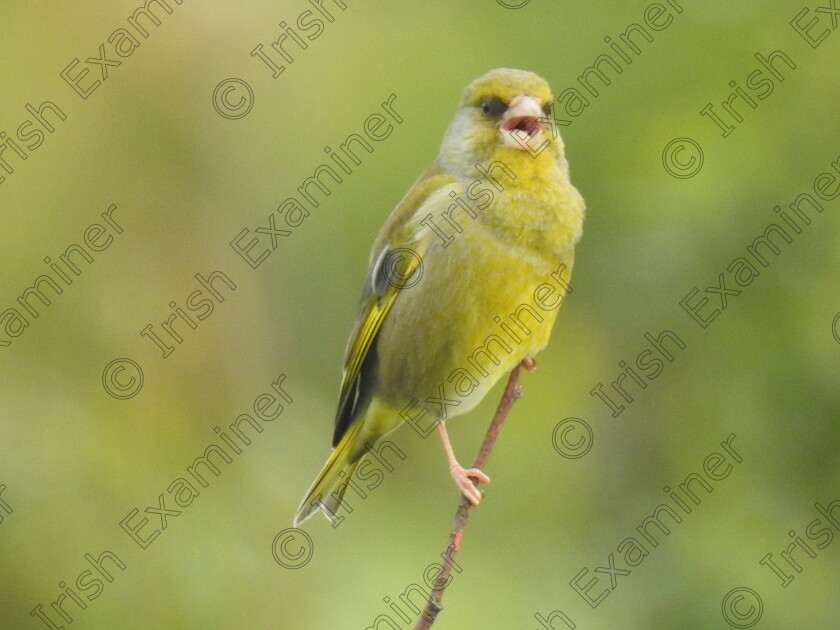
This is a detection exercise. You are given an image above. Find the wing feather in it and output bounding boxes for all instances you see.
[331,163,456,446]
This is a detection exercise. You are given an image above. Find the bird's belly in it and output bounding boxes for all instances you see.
[375,228,571,418]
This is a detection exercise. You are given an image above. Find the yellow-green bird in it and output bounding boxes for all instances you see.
[294,68,585,526]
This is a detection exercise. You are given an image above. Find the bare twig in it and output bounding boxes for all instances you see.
[413,357,533,629]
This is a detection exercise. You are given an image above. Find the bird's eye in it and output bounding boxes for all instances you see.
[480,97,507,117]
[542,102,552,116]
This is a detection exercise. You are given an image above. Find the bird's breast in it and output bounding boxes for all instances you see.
[376,177,583,418]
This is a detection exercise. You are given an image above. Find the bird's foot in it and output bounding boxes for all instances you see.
[450,463,490,505]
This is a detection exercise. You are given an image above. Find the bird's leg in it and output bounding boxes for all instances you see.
[437,421,490,505]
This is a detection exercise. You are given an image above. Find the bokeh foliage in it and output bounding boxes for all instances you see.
[1,1,839,628]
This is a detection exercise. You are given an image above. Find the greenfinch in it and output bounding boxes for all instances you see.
[294,68,585,526]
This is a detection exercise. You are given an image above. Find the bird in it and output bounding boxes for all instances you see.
[293,68,585,526]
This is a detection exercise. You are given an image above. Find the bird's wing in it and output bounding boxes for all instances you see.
[331,163,456,446]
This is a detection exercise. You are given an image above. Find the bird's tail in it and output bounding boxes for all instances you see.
[293,419,364,526]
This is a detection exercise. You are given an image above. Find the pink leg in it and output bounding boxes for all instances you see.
[437,422,490,505]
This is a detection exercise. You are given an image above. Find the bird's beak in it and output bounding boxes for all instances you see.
[499,95,545,151]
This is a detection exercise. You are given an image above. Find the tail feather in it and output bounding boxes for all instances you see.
[294,398,402,525]
[293,420,363,526]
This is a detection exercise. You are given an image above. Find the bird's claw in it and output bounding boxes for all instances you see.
[522,355,537,371]
[450,464,491,505]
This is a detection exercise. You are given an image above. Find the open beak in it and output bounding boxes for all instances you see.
[499,95,545,151]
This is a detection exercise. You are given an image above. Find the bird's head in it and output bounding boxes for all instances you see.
[438,68,564,176]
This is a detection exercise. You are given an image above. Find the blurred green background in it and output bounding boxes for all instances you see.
[2,0,839,628]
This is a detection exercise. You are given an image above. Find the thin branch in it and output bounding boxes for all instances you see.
[413,357,533,630]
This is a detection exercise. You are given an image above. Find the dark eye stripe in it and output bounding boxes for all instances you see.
[480,97,507,117]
